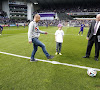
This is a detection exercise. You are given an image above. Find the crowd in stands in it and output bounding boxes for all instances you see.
[38,20,60,26]
[0,5,98,26]
[38,19,93,27]
[0,9,7,16]
[33,5,100,14]
[68,20,93,27]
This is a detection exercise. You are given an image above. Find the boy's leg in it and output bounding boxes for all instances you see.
[59,43,62,53]
[56,42,59,53]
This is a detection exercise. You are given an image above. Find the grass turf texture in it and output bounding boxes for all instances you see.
[0,26,100,90]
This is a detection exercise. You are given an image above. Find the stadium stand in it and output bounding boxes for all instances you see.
[0,0,100,26]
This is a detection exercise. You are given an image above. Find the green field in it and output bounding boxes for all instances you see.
[0,26,100,90]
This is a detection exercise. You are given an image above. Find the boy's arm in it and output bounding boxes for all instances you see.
[55,35,57,42]
[55,31,57,42]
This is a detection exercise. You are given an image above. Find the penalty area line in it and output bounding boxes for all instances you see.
[0,51,100,71]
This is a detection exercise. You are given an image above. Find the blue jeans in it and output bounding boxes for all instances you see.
[31,38,50,60]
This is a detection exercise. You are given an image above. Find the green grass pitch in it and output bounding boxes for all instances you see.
[0,26,100,90]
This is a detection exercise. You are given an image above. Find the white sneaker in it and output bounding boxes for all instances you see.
[59,53,62,55]
[78,34,79,35]
[0,34,1,35]
[55,52,58,55]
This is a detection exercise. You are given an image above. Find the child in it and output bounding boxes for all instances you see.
[55,24,64,55]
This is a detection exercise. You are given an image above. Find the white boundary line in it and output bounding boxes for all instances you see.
[0,51,100,71]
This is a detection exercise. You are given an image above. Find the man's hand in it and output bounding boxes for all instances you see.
[45,32,48,34]
[86,37,89,40]
[29,41,32,44]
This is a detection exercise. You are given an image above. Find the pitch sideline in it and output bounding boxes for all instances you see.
[0,51,100,71]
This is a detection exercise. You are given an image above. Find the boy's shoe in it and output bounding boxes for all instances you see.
[78,34,79,35]
[30,59,38,62]
[47,55,54,59]
[55,52,58,55]
[59,53,62,55]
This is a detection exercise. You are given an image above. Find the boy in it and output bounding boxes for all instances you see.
[55,24,64,55]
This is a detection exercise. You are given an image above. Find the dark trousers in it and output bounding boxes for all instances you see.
[86,36,99,58]
[56,42,62,53]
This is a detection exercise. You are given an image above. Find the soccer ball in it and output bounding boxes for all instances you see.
[87,68,97,77]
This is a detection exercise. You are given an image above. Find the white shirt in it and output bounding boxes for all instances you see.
[55,30,64,43]
[93,21,100,35]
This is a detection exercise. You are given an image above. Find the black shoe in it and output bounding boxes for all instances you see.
[47,55,54,59]
[83,56,89,58]
[95,58,99,61]
[30,59,38,62]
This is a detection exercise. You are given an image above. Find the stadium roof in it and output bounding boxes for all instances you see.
[29,0,100,8]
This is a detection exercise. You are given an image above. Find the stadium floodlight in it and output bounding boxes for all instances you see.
[34,2,38,5]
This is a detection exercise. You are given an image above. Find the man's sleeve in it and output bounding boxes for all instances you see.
[28,22,34,42]
[87,22,92,37]
[37,30,46,34]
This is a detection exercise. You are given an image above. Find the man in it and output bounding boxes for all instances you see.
[28,14,54,62]
[83,14,100,61]
[0,25,3,35]
[78,22,85,36]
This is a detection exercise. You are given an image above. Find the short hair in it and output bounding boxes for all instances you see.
[34,14,40,18]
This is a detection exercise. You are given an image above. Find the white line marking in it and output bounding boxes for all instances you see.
[0,51,100,71]
[48,33,86,37]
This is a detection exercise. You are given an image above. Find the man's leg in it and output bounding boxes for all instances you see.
[85,40,94,57]
[32,38,54,59]
[31,43,38,60]
[94,37,99,59]
[33,38,50,57]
